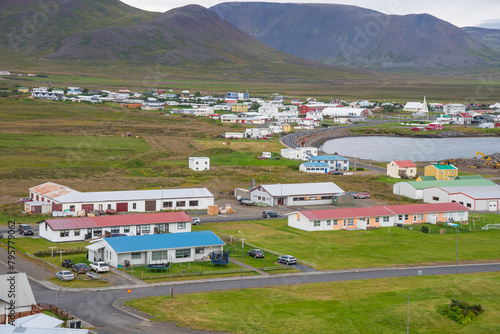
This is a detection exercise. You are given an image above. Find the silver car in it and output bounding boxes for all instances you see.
[89,261,109,273]
[55,270,75,281]
[277,255,297,265]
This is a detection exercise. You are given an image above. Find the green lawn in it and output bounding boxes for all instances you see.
[127,272,500,334]
[198,219,500,270]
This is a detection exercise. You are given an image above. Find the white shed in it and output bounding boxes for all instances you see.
[189,157,210,171]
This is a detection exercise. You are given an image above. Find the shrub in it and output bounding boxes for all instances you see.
[421,225,430,234]
[437,299,484,324]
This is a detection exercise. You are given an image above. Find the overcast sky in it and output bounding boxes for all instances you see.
[121,0,500,28]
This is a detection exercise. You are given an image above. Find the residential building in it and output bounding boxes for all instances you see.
[453,112,473,125]
[299,162,329,173]
[281,147,318,160]
[67,87,82,95]
[322,107,373,118]
[423,185,500,211]
[393,179,496,199]
[18,87,29,93]
[224,132,245,139]
[86,231,225,267]
[424,164,458,181]
[287,202,469,231]
[0,273,42,324]
[39,211,193,243]
[227,92,249,100]
[231,103,249,113]
[245,128,272,139]
[387,160,417,179]
[26,182,214,214]
[189,157,210,171]
[308,155,350,171]
[443,103,466,114]
[250,182,344,207]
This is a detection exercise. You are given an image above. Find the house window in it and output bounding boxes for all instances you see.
[375,217,380,223]
[152,251,168,261]
[108,204,112,209]
[176,201,186,207]
[326,220,331,226]
[155,224,165,233]
[398,215,403,221]
[383,216,390,222]
[131,252,141,259]
[93,228,102,236]
[74,229,80,236]
[132,203,137,210]
[60,230,69,237]
[314,221,320,227]
[176,248,191,258]
[124,226,130,233]
[136,225,141,235]
[432,196,439,201]
[404,215,409,221]
[111,227,120,234]
[443,212,448,219]
[195,247,204,254]
[178,222,186,230]
[163,201,172,208]
[466,203,472,208]
[142,225,151,235]
[418,214,423,221]
[69,205,75,212]
[347,219,354,226]
[189,200,199,207]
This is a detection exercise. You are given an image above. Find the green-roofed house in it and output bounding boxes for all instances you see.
[416,176,436,181]
[424,164,458,181]
[393,179,496,199]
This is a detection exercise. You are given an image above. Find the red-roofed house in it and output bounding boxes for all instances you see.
[453,112,473,125]
[38,211,194,242]
[387,161,417,179]
[287,202,469,231]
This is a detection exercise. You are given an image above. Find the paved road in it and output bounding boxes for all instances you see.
[29,263,500,330]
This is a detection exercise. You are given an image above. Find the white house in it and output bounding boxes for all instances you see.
[0,273,41,325]
[308,155,350,171]
[27,182,214,214]
[281,147,318,160]
[443,103,466,114]
[299,162,329,173]
[322,107,372,118]
[268,122,284,134]
[38,211,194,243]
[189,157,210,171]
[422,185,500,211]
[393,179,497,200]
[67,87,82,95]
[245,128,272,139]
[387,161,417,179]
[86,231,225,267]
[287,202,470,231]
[224,132,245,139]
[250,182,344,207]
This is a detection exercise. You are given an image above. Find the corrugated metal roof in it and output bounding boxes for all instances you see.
[53,187,213,203]
[302,162,329,167]
[30,182,78,198]
[399,179,495,190]
[437,185,500,200]
[385,202,469,214]
[309,155,348,161]
[394,160,416,168]
[103,231,225,253]
[255,182,344,197]
[429,164,457,170]
[44,212,192,230]
[297,202,469,220]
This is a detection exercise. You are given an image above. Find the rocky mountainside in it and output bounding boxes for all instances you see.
[463,27,500,51]
[211,2,500,70]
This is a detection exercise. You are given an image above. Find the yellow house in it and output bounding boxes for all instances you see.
[424,164,458,181]
[282,124,292,132]
[231,104,249,113]
[18,87,29,93]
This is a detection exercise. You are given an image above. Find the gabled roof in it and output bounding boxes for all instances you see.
[29,182,78,198]
[301,162,329,168]
[15,313,64,328]
[100,231,225,253]
[309,155,348,161]
[434,185,500,200]
[42,212,192,230]
[252,182,344,197]
[398,179,495,190]
[392,160,416,168]
[417,176,436,181]
[296,202,469,220]
[0,273,35,307]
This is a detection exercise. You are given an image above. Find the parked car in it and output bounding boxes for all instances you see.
[62,259,74,268]
[72,263,90,274]
[247,249,265,258]
[277,255,297,265]
[354,192,370,199]
[55,270,75,281]
[89,261,109,273]
[18,224,34,235]
[191,217,201,225]
[262,210,281,218]
[327,171,344,175]
[16,197,32,203]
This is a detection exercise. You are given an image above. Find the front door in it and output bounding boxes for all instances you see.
[489,201,498,212]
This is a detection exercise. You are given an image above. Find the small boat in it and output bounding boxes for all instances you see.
[106,209,117,214]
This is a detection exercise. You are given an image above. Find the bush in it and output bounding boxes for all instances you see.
[437,299,484,324]
[421,225,430,234]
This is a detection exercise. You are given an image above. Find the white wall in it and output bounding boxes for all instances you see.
[189,157,210,171]
[393,182,422,199]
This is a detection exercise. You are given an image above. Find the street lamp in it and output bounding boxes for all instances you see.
[447,222,459,274]
[160,186,163,211]
[238,231,244,289]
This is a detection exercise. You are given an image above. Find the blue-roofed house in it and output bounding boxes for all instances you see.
[308,155,350,172]
[299,162,329,173]
[86,231,225,267]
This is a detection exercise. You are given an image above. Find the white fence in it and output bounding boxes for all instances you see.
[244,241,316,268]
[481,224,500,230]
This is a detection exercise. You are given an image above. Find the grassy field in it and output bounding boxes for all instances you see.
[197,219,500,270]
[126,272,500,334]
